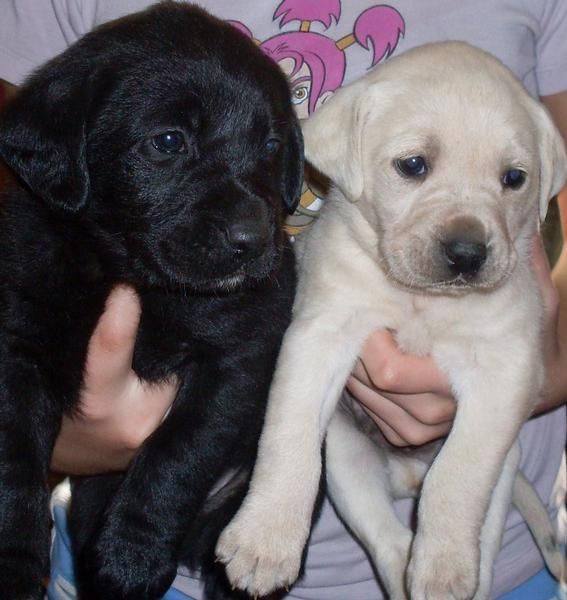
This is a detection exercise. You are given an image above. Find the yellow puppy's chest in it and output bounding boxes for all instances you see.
[387,293,485,358]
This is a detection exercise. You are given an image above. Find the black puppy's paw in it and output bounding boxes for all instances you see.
[78,532,177,600]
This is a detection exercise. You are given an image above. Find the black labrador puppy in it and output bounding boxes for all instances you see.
[0,3,302,599]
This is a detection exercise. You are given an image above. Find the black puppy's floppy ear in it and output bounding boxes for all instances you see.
[0,55,92,215]
[280,116,304,214]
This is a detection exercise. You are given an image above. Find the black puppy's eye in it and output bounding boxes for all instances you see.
[151,131,187,154]
[265,138,281,155]
[395,156,427,178]
[502,168,526,190]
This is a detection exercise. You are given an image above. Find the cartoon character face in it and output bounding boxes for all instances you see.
[279,59,328,118]
[284,60,311,116]
[231,3,405,119]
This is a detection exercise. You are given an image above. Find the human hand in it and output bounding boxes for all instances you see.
[347,234,567,448]
[50,285,178,474]
[347,330,455,448]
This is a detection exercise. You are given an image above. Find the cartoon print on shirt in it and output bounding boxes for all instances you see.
[231,1,406,233]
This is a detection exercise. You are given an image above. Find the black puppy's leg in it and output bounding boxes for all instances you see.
[0,364,61,600]
[76,364,262,600]
[69,473,124,556]
[183,473,253,600]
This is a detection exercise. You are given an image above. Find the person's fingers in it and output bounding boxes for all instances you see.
[360,399,452,447]
[363,412,407,447]
[52,378,177,474]
[385,389,455,425]
[115,379,178,450]
[350,362,455,424]
[83,285,142,396]
[346,377,453,446]
[354,330,452,396]
[350,359,455,424]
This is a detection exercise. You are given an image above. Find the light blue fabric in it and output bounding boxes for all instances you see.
[47,502,195,600]
[47,505,76,600]
[497,565,565,600]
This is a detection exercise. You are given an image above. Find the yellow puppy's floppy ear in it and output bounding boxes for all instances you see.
[301,77,399,202]
[527,98,567,223]
[301,79,369,202]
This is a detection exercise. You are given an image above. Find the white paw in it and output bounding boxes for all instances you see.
[407,534,479,600]
[215,506,308,597]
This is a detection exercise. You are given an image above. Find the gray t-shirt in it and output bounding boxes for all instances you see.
[1,1,566,598]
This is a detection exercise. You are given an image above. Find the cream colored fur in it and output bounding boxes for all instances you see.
[216,42,567,599]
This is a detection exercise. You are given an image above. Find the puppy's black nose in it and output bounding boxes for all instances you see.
[443,239,487,275]
[225,222,270,258]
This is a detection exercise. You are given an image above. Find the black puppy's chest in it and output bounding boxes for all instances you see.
[132,268,293,386]
[131,292,221,384]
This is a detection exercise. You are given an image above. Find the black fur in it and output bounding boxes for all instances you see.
[0,3,302,599]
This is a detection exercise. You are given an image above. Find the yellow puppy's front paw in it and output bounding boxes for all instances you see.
[215,507,307,597]
[407,535,479,600]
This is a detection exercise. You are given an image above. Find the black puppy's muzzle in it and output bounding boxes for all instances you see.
[148,188,280,289]
[223,218,270,260]
[212,192,275,262]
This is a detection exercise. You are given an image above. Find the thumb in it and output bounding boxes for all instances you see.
[84,285,142,395]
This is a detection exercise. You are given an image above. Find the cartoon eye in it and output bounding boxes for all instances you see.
[265,138,281,154]
[291,85,309,105]
[151,130,187,154]
[502,168,526,190]
[395,156,428,178]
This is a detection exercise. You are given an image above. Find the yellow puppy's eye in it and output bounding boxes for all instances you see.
[502,168,526,190]
[395,156,427,178]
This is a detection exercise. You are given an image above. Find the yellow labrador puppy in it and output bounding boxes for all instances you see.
[216,42,566,599]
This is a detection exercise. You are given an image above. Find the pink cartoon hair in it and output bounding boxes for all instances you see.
[262,33,345,115]
[274,0,341,30]
[353,5,405,66]
[230,4,405,115]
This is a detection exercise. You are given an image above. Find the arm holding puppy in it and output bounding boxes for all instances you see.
[50,287,177,474]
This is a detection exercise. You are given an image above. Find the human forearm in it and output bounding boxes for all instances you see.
[538,91,567,412]
[541,92,567,147]
[542,244,567,413]
[0,79,17,103]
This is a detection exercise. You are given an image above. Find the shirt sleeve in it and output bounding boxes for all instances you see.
[536,0,567,96]
[0,0,97,85]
